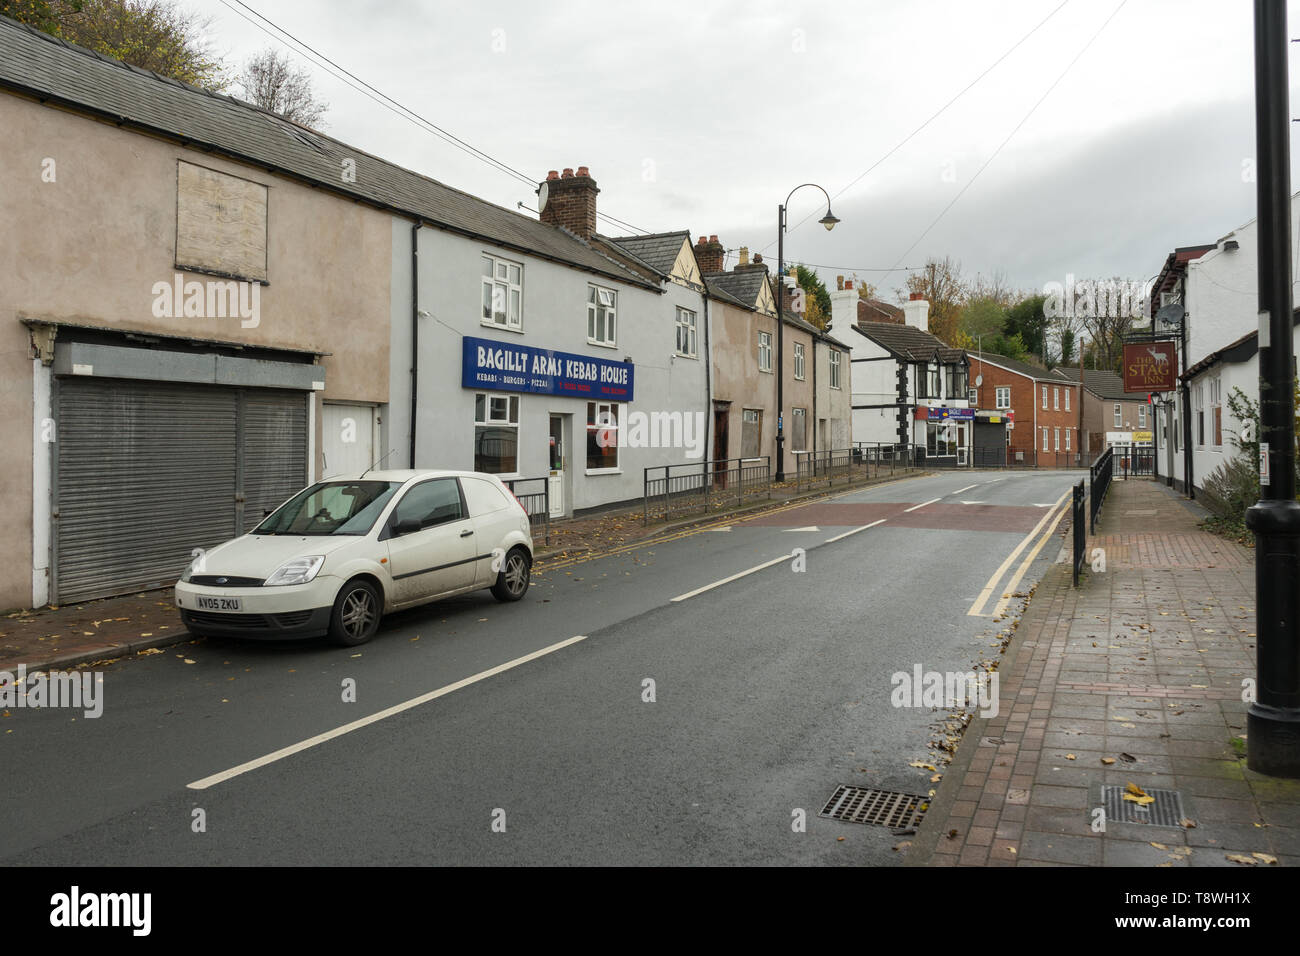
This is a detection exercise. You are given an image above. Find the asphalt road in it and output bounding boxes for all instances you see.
[2,469,1082,866]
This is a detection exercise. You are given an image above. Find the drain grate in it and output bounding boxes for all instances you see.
[1101,785,1185,827]
[819,785,927,828]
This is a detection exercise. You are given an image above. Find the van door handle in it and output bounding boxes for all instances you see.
[460,529,474,537]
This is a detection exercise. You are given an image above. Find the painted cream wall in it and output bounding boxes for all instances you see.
[782,321,814,454]
[1,92,392,608]
[708,297,777,462]
[815,339,851,449]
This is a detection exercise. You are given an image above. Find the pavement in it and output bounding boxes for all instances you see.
[0,465,923,675]
[908,476,1300,867]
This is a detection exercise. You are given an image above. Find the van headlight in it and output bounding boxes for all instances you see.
[265,555,325,587]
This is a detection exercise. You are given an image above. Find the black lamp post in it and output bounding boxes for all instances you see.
[775,184,839,482]
[1247,0,1300,777]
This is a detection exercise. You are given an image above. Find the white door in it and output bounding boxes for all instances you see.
[548,415,565,518]
[322,404,379,477]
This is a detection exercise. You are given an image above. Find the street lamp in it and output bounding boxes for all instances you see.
[776,183,839,482]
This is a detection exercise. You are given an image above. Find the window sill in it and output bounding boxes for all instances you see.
[587,340,618,349]
[759,368,773,374]
[675,352,699,360]
[481,320,524,334]
[585,467,622,476]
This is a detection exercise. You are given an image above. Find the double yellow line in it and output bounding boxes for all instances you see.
[967,487,1072,618]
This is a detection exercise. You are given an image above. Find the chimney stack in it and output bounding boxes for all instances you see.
[738,246,750,267]
[539,165,599,239]
[903,293,931,332]
[695,234,725,274]
[830,280,859,332]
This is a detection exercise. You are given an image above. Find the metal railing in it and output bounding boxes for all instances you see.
[503,476,550,545]
[1115,448,1155,477]
[794,443,920,492]
[642,457,772,525]
[1072,479,1086,587]
[1089,447,1113,533]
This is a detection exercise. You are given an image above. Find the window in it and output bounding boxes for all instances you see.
[1042,426,1049,452]
[928,363,942,399]
[793,342,806,381]
[1210,376,1222,446]
[1064,389,1070,412]
[741,408,762,459]
[1065,429,1071,451]
[945,365,967,398]
[927,421,957,457]
[1138,404,1146,428]
[587,284,617,346]
[758,332,772,372]
[1114,403,1123,429]
[829,349,842,389]
[1042,385,1048,409]
[1054,427,1060,451]
[390,478,464,533]
[968,387,978,406]
[586,401,620,471]
[1194,383,1204,445]
[791,407,807,452]
[1053,387,1060,410]
[995,386,1011,410]
[474,393,519,474]
[482,254,523,330]
[675,307,698,358]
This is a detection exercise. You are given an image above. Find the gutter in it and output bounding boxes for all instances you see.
[410,221,421,468]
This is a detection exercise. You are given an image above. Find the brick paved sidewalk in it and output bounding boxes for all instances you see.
[909,477,1300,867]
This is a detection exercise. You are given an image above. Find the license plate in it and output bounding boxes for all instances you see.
[195,595,242,612]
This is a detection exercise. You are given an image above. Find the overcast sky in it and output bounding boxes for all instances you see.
[190,0,1288,299]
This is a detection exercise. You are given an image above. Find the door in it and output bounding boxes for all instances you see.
[548,415,565,519]
[712,402,730,487]
[383,477,476,606]
[322,403,378,478]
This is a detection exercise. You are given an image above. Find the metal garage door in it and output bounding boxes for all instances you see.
[55,379,306,603]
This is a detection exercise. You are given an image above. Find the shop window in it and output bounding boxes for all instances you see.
[474,393,519,474]
[586,401,620,471]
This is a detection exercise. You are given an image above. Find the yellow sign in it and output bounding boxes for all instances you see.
[1133,431,1153,442]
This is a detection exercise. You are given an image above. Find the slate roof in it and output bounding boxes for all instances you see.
[0,14,658,291]
[607,232,692,276]
[706,269,769,308]
[854,322,966,363]
[1050,367,1145,400]
[968,353,1064,382]
[703,277,751,309]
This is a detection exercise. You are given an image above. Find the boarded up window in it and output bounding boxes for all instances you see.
[791,407,806,452]
[741,408,762,459]
[176,162,268,282]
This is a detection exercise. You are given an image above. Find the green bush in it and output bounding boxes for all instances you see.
[1200,456,1258,525]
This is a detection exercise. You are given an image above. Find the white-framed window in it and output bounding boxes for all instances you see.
[968,387,978,405]
[1042,426,1049,452]
[481,254,523,330]
[1064,389,1070,412]
[995,386,1011,410]
[586,401,620,472]
[829,349,842,389]
[1114,403,1123,429]
[474,392,520,475]
[1041,385,1048,409]
[793,342,806,380]
[1053,386,1060,410]
[1138,403,1146,428]
[1210,376,1222,447]
[587,284,617,346]
[1054,427,1060,451]
[675,306,698,358]
[758,331,772,372]
[1065,428,1071,451]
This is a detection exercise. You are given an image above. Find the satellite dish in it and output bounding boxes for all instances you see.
[1155,302,1185,328]
[536,181,549,214]
[975,374,983,387]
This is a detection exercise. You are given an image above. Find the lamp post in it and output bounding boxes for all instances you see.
[775,184,839,482]
[1247,0,1300,777]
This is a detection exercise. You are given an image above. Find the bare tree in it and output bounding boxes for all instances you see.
[237,47,328,128]
[898,256,966,345]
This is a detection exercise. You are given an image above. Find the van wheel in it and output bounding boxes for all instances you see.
[491,547,531,602]
[329,578,381,645]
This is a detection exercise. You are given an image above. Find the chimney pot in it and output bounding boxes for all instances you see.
[546,170,559,180]
[697,235,707,246]
[753,253,763,264]
[709,234,718,243]
[738,246,749,266]
[695,234,725,274]
[562,167,574,179]
[577,166,590,177]
[910,292,925,301]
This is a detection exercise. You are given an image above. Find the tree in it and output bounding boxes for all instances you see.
[788,264,831,330]
[236,47,329,128]
[960,296,1007,343]
[1004,295,1050,361]
[10,0,230,90]
[900,256,965,346]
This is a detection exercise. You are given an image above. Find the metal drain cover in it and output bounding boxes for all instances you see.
[819,785,927,828]
[1101,785,1185,827]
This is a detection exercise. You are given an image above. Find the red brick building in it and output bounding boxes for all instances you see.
[966,353,1084,467]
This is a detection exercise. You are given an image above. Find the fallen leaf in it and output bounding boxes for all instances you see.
[1101,757,1116,765]
[1066,753,1076,760]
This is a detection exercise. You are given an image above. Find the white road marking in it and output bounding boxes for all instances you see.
[960,500,986,505]
[950,484,979,495]
[782,525,821,532]
[824,519,887,543]
[671,553,795,602]
[991,501,1071,617]
[967,487,1072,617]
[1032,503,1055,507]
[904,497,943,513]
[187,635,589,790]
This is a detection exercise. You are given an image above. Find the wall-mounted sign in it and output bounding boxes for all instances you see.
[462,336,634,401]
[928,407,975,422]
[1122,342,1177,392]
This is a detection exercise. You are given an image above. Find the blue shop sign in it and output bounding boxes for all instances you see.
[462,336,634,401]
[929,406,974,421]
